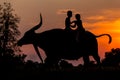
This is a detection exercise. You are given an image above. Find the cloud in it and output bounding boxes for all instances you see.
[85,18,120,33]
[86,16,105,20]
[83,9,120,24]
[83,9,120,32]
[57,9,80,15]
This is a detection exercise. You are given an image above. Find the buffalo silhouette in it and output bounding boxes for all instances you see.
[17,14,112,67]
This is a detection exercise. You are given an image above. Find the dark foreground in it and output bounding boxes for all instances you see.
[1,65,120,80]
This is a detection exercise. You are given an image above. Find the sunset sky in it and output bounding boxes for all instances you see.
[1,0,120,66]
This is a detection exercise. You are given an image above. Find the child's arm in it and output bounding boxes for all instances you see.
[70,21,76,28]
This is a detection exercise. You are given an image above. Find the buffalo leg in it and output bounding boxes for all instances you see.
[83,56,90,65]
[33,44,43,63]
[93,54,100,65]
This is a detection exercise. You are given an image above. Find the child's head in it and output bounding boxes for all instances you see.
[75,14,81,20]
[67,10,72,17]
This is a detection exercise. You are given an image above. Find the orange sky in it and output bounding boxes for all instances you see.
[1,0,120,65]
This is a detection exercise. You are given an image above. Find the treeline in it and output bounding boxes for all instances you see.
[0,48,120,79]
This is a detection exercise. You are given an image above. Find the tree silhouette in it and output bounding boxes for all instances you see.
[0,2,27,72]
[102,48,120,66]
[0,2,21,56]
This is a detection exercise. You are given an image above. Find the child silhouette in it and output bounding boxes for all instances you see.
[65,10,73,31]
[71,14,86,42]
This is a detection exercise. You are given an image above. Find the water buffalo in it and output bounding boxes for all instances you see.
[17,14,112,67]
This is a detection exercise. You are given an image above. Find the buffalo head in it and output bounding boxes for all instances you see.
[17,14,42,46]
